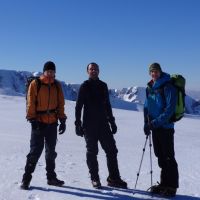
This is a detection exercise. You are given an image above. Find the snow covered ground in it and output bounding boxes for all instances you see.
[0,95,199,200]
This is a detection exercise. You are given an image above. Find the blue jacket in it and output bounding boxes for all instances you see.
[144,72,176,129]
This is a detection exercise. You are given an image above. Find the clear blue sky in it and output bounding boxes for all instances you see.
[0,0,200,90]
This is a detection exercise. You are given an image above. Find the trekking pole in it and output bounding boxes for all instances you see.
[147,115,153,187]
[149,132,153,187]
[134,135,149,189]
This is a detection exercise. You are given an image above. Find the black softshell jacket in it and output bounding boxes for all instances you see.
[75,78,114,132]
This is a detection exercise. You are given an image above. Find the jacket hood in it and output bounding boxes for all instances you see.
[148,72,170,89]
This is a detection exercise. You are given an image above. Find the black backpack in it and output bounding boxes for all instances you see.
[25,76,42,102]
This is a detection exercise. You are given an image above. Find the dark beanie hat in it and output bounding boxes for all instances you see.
[43,61,56,72]
[149,62,162,73]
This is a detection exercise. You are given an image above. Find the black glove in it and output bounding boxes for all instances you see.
[110,121,117,134]
[75,125,84,137]
[143,123,151,135]
[58,119,66,135]
[75,120,84,137]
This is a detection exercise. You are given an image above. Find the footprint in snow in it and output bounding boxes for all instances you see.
[28,194,40,200]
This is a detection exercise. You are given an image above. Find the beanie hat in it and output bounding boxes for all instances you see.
[43,61,56,72]
[149,63,162,73]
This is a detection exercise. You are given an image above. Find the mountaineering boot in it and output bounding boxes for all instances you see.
[20,158,37,190]
[107,177,127,189]
[47,177,65,186]
[149,184,177,197]
[148,184,163,194]
[160,186,177,197]
[91,179,102,189]
[20,171,33,190]
[20,179,31,190]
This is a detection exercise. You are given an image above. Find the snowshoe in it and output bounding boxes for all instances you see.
[47,178,65,186]
[107,177,127,189]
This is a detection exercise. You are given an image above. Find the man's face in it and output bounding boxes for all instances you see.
[87,64,99,80]
[150,70,161,81]
[44,70,55,78]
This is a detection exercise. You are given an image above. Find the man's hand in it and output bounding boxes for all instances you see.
[143,123,151,135]
[75,125,84,137]
[29,119,39,130]
[75,120,84,137]
[59,118,66,135]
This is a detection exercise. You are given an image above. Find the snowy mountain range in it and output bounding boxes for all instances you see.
[0,69,200,115]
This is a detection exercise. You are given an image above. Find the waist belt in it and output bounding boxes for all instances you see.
[37,109,57,115]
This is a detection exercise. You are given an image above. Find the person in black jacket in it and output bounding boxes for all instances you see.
[75,62,127,189]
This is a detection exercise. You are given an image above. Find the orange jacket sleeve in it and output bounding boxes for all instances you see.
[57,82,67,121]
[26,80,37,120]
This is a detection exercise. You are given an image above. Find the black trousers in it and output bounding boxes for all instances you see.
[84,125,120,181]
[23,123,58,181]
[152,128,179,188]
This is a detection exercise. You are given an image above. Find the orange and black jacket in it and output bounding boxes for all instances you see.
[26,75,67,124]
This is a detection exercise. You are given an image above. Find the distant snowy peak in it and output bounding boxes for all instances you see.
[110,86,146,104]
[0,69,200,115]
[60,82,79,101]
[0,69,77,100]
[32,71,42,77]
[0,69,31,96]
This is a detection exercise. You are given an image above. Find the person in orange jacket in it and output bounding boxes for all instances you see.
[20,61,67,190]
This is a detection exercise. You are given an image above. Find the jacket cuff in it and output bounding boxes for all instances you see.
[108,116,115,123]
[59,118,66,124]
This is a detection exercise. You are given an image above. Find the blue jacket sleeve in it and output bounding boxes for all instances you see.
[152,84,176,128]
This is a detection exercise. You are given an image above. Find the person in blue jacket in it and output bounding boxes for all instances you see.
[143,63,179,197]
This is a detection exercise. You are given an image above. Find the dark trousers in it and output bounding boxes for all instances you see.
[152,128,179,188]
[84,127,120,181]
[23,123,58,181]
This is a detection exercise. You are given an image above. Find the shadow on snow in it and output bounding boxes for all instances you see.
[30,185,200,200]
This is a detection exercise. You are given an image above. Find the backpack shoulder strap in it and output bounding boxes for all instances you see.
[54,80,62,109]
[159,81,172,96]
[35,77,41,94]
[145,87,149,98]
[26,77,41,97]
[54,79,60,92]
